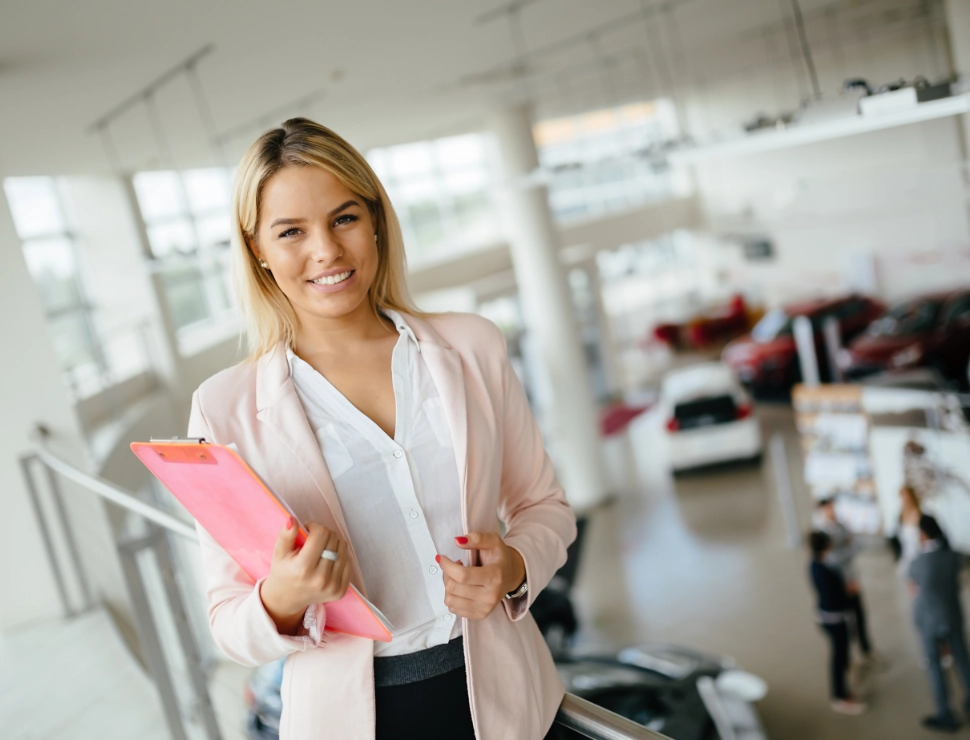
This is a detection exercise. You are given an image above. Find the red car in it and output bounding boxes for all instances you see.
[839,289,970,385]
[722,295,885,391]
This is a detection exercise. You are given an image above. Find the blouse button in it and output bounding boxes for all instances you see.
[393,449,404,459]
[429,565,439,575]
[409,510,419,519]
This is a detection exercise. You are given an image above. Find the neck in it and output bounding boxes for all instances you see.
[293,301,394,357]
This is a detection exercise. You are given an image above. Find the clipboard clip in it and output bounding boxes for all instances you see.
[149,436,207,444]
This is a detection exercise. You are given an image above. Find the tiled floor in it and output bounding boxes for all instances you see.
[0,609,170,740]
[571,402,970,739]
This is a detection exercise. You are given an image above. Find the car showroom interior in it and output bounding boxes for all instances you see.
[4,1,970,739]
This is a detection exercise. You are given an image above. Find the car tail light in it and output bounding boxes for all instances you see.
[736,403,753,420]
[666,418,680,432]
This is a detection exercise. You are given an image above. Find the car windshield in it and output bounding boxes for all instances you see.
[866,298,942,338]
[751,308,792,342]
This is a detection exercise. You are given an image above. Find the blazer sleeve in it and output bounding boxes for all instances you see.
[188,391,326,667]
[494,332,578,621]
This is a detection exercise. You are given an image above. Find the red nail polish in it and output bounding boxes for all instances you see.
[455,536,468,545]
[435,554,441,563]
[286,517,294,530]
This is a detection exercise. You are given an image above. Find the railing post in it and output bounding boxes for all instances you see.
[19,455,75,618]
[117,531,190,740]
[43,462,95,611]
[154,529,223,740]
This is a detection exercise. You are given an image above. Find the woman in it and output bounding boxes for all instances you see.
[897,485,922,579]
[188,118,577,740]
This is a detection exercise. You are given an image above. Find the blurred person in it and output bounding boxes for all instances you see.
[813,498,873,660]
[909,515,970,732]
[808,530,868,715]
[896,485,923,579]
[188,119,577,740]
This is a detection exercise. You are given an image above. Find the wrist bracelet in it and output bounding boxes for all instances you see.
[505,579,528,600]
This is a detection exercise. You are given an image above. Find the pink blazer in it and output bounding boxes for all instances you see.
[188,312,577,740]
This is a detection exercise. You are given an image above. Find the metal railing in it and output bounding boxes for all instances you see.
[21,427,669,740]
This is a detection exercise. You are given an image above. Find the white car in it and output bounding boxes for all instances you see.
[660,362,762,472]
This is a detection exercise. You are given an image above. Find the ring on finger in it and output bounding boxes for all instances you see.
[320,549,339,562]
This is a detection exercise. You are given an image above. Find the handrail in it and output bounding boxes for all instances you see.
[31,427,197,541]
[555,693,671,740]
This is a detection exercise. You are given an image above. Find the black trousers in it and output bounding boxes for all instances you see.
[846,592,871,655]
[821,622,850,700]
[375,664,574,740]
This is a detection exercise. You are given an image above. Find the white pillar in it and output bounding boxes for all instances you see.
[489,105,608,513]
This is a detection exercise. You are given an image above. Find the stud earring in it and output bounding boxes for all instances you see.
[374,233,378,242]
[259,260,269,269]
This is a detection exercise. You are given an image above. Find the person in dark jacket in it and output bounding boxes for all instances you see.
[808,530,867,715]
[909,515,970,732]
[813,497,873,658]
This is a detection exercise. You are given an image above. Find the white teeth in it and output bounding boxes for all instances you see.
[311,271,352,285]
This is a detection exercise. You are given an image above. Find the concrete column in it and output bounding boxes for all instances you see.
[582,262,620,398]
[945,0,970,161]
[489,105,608,512]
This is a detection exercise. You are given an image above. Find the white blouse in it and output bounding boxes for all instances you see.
[287,310,465,656]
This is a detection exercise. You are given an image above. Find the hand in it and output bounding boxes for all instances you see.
[437,532,526,620]
[846,579,860,596]
[260,520,351,635]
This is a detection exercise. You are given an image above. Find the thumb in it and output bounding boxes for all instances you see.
[274,517,299,561]
[455,532,502,551]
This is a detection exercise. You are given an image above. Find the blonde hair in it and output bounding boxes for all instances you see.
[231,118,419,357]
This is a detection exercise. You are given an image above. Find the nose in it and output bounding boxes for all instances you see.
[307,227,342,264]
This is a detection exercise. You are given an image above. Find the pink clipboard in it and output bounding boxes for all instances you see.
[130,439,392,642]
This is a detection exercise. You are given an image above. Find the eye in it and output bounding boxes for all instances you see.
[333,214,359,227]
[278,227,301,239]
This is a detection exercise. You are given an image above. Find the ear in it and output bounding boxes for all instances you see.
[245,233,262,261]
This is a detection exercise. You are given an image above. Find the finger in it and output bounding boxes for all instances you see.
[444,592,488,619]
[444,578,485,600]
[273,517,299,561]
[310,528,341,576]
[437,554,475,584]
[299,522,330,564]
[455,532,502,551]
[337,558,352,598]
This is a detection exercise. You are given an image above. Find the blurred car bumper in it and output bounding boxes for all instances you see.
[668,418,762,471]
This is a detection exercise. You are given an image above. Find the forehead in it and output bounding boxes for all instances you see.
[259,166,357,219]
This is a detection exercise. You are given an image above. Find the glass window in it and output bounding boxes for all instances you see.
[147,218,197,258]
[534,99,682,223]
[132,171,186,221]
[2,176,124,399]
[162,267,210,330]
[367,132,498,262]
[131,166,237,346]
[3,177,66,238]
[943,295,970,326]
[183,168,231,213]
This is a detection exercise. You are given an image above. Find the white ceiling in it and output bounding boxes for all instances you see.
[0,0,942,176]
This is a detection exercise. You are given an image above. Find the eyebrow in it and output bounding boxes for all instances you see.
[268,200,361,230]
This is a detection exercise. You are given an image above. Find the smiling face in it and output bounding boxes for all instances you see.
[251,165,379,328]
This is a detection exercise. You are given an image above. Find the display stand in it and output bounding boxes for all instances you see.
[792,384,880,534]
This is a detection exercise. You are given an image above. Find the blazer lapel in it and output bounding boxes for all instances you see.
[254,344,362,581]
[404,315,470,533]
